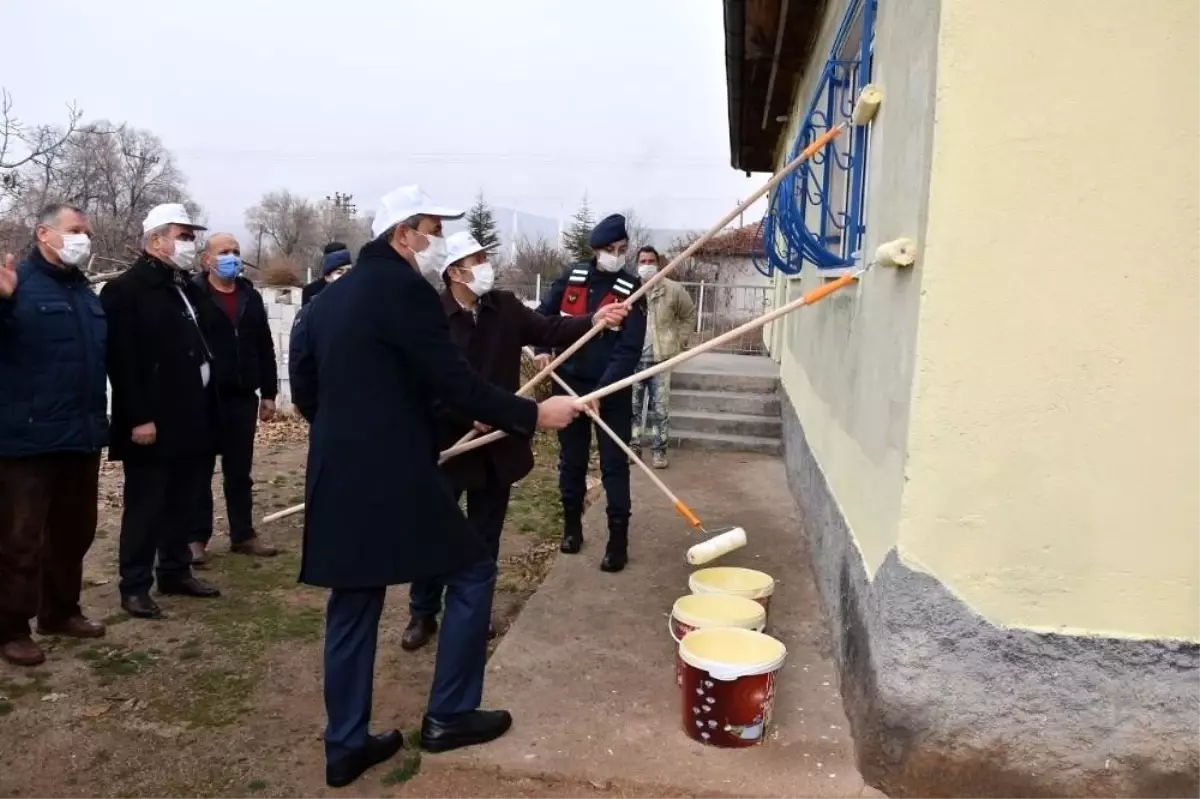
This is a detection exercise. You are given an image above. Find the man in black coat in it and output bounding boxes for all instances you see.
[536,213,647,572]
[101,203,222,619]
[291,185,583,788]
[188,233,280,565]
[401,232,628,652]
[301,241,352,306]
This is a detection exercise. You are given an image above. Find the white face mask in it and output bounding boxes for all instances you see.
[412,233,447,279]
[596,250,626,273]
[637,264,657,281]
[463,261,494,297]
[171,239,197,271]
[55,233,92,266]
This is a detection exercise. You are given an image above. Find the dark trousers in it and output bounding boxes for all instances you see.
[0,453,101,643]
[323,556,498,762]
[118,457,204,596]
[191,393,259,545]
[554,378,632,520]
[409,483,511,618]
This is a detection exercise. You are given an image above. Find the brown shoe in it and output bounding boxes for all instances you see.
[1,636,46,667]
[189,542,208,568]
[36,615,105,639]
[231,537,278,557]
[401,615,438,652]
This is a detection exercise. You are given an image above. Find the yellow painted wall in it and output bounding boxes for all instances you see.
[772,0,942,575]
[898,0,1200,641]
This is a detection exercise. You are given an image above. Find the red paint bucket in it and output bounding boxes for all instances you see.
[677,627,786,748]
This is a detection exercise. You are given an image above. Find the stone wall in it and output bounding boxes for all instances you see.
[260,287,300,411]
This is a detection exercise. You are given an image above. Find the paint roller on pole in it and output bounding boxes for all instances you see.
[440,119,852,463]
[520,348,746,565]
[439,83,883,467]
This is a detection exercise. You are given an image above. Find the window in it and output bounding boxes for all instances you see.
[757,0,877,277]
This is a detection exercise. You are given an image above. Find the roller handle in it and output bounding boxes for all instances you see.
[673,500,703,530]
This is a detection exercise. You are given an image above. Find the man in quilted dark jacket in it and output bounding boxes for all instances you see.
[0,204,109,667]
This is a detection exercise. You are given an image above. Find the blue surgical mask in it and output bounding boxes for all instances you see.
[215,254,242,280]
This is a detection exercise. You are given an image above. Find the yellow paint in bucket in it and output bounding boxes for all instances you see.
[669,593,766,644]
[677,627,787,747]
[688,567,775,618]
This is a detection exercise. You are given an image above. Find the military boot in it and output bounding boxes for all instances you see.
[560,506,583,554]
[600,516,629,573]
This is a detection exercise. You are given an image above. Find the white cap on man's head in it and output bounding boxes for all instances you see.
[142,202,206,234]
[442,231,493,274]
[371,185,464,238]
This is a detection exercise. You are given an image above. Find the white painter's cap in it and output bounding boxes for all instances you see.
[142,202,206,234]
[371,184,464,237]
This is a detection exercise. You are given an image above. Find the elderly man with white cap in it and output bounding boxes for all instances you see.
[400,231,628,652]
[291,185,590,787]
[100,203,222,621]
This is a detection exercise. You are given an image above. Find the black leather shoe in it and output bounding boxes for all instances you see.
[325,729,403,788]
[401,615,438,652]
[121,593,163,619]
[600,550,627,573]
[158,576,221,598]
[421,709,512,753]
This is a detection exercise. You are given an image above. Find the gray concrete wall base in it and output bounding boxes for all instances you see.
[780,394,1200,798]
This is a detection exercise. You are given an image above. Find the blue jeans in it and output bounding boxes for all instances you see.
[323,555,498,763]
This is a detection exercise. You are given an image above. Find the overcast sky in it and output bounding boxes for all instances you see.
[4,0,767,238]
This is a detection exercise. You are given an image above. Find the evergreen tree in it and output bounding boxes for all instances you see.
[466,191,500,249]
[562,194,595,263]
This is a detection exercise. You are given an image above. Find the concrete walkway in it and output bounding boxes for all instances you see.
[447,450,872,798]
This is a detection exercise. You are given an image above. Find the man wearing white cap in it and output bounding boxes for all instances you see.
[100,203,222,620]
[292,185,586,787]
[400,231,628,652]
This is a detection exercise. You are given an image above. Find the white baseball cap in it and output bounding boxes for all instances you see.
[371,184,464,238]
[142,202,206,234]
[442,231,494,274]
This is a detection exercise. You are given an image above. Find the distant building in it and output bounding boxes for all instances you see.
[723,0,1198,796]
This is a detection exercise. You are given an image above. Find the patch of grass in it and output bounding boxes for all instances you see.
[381,752,422,785]
[0,700,13,716]
[77,643,158,683]
[0,670,54,700]
[173,667,256,727]
[247,779,267,792]
[177,639,203,661]
[101,612,132,627]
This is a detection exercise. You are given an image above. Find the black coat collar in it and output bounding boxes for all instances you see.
[130,252,186,288]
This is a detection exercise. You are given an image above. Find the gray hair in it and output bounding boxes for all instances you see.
[35,202,85,231]
[380,214,426,243]
[142,224,170,249]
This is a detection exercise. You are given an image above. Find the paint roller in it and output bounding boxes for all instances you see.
[519,348,747,565]
[438,117,854,465]
[440,270,864,466]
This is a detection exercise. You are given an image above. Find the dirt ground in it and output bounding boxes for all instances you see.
[0,417,689,798]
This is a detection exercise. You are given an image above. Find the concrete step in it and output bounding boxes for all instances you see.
[670,370,780,395]
[671,388,781,417]
[672,409,783,439]
[670,429,782,455]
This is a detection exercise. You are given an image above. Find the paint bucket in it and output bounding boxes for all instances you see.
[677,627,787,748]
[669,593,767,644]
[689,567,776,620]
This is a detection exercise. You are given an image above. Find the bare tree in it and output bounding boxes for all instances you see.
[315,193,371,255]
[500,234,568,296]
[0,89,83,176]
[245,190,322,263]
[621,208,654,256]
[2,115,196,261]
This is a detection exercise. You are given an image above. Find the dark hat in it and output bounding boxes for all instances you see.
[321,248,352,276]
[323,241,348,256]
[588,214,628,249]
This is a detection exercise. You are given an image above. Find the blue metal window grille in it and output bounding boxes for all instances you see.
[756,0,877,276]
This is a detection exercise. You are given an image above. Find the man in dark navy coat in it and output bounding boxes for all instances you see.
[0,204,109,667]
[291,185,583,788]
[536,214,646,572]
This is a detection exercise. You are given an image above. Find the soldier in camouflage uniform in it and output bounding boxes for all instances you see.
[631,246,696,469]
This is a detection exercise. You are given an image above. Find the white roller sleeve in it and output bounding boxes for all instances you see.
[874,237,917,268]
[686,527,748,566]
